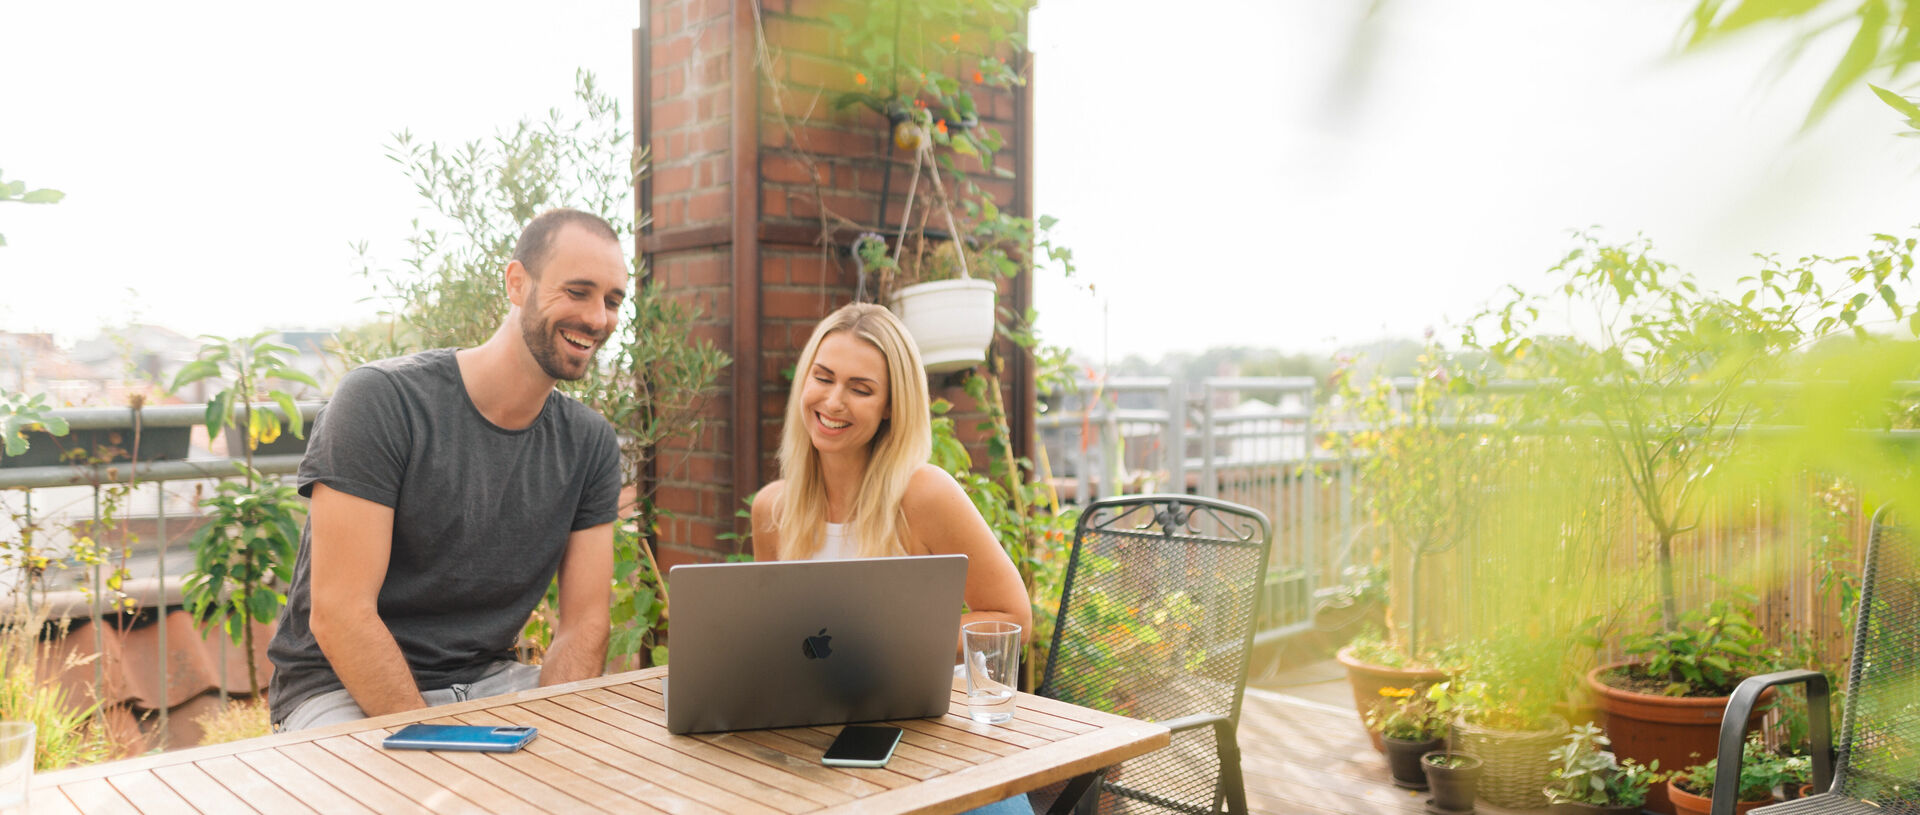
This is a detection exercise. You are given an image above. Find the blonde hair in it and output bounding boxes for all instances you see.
[774,303,932,560]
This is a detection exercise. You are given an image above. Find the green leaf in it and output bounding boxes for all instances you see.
[19,189,64,204]
[169,359,222,392]
[271,391,305,440]
[40,416,69,436]
[1805,0,1888,128]
[1872,83,1920,120]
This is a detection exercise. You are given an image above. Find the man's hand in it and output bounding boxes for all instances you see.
[307,483,426,716]
[540,522,613,686]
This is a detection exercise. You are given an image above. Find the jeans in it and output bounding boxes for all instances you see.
[274,660,542,732]
[960,794,1032,815]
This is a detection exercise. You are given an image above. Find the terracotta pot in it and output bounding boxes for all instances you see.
[1422,752,1482,813]
[1666,778,1770,815]
[1587,663,1772,815]
[1382,735,1443,789]
[1336,645,1448,752]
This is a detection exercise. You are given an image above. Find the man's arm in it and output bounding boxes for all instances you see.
[539,521,613,686]
[306,483,425,716]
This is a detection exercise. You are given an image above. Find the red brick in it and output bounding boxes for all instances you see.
[762,187,789,218]
[651,164,693,195]
[786,253,835,285]
[656,98,695,132]
[653,34,692,70]
[764,287,837,320]
[695,18,732,53]
[688,189,729,223]
[694,54,728,87]
[762,154,826,186]
[694,123,730,153]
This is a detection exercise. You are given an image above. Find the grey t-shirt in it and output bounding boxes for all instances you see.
[267,349,620,724]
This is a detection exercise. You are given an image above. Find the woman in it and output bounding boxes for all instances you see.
[751,302,1032,656]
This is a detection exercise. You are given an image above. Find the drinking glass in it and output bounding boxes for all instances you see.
[0,722,33,814]
[962,621,1021,724]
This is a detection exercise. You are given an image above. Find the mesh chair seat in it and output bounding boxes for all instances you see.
[1753,794,1914,814]
[1037,495,1271,815]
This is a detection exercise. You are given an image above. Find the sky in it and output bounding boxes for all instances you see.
[5,1,1920,366]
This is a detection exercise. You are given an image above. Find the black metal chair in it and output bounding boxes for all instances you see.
[1709,504,1920,814]
[1036,495,1271,815]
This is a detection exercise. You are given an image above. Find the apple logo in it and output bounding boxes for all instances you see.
[802,628,833,659]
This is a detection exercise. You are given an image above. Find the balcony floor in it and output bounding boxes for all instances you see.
[1240,659,1533,815]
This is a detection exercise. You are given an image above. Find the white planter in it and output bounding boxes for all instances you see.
[887,278,998,374]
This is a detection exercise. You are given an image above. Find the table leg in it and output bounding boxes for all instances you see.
[1046,768,1107,815]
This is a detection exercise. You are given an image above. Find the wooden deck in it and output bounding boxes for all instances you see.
[1237,687,1532,815]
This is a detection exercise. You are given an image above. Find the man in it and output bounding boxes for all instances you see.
[267,208,625,730]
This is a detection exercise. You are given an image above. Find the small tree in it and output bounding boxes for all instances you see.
[171,331,317,698]
[1464,231,1920,685]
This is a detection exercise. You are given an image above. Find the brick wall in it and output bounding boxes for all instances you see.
[640,0,1034,566]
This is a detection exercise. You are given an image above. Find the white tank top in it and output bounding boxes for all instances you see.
[811,522,860,560]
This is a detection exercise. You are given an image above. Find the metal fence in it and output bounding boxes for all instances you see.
[1040,377,1370,648]
[0,402,317,741]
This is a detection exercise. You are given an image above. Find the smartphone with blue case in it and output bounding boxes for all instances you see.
[382,724,538,752]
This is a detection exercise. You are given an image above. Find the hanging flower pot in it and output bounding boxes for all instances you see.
[887,277,997,374]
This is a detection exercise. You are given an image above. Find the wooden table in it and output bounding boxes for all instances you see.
[28,667,1170,814]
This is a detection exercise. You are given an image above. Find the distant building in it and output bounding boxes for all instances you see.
[0,324,340,405]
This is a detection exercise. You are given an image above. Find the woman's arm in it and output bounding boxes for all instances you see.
[902,464,1033,658]
[750,481,783,562]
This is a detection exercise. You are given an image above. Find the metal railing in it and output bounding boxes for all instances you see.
[1,401,320,743]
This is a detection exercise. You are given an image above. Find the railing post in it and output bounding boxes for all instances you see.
[155,480,168,747]
[1302,382,1319,603]
[1200,383,1217,499]
[1167,380,1186,495]
[1075,391,1091,506]
[91,484,105,701]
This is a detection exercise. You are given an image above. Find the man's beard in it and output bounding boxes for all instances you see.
[520,307,599,381]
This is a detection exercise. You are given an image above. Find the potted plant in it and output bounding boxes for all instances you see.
[1366,686,1450,789]
[1325,343,1488,749]
[1432,643,1573,811]
[871,234,999,374]
[1666,736,1808,815]
[1583,593,1781,813]
[1423,744,1484,814]
[1544,723,1664,814]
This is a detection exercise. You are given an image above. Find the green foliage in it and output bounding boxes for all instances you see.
[0,616,112,770]
[1365,686,1450,742]
[1325,341,1492,662]
[1681,0,1920,130]
[0,168,65,247]
[1675,734,1811,802]
[346,70,726,669]
[170,331,317,465]
[827,0,1030,162]
[0,390,67,459]
[342,69,637,363]
[1620,593,1781,696]
[1545,723,1664,807]
[183,466,304,698]
[1464,231,1920,680]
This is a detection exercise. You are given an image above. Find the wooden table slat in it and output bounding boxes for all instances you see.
[147,763,261,815]
[516,698,822,814]
[189,755,321,815]
[303,737,489,815]
[469,705,769,815]
[543,693,858,807]
[27,787,87,815]
[245,745,426,815]
[32,667,1168,815]
[101,771,197,815]
[53,778,134,815]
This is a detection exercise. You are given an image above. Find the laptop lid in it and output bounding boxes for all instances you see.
[664,554,968,734]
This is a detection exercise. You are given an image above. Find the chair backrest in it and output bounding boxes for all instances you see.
[1832,505,1920,805]
[1038,495,1271,812]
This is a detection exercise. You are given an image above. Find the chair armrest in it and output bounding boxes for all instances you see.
[1710,669,1832,815]
[1157,713,1230,734]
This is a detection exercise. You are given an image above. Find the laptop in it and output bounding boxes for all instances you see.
[664,554,968,734]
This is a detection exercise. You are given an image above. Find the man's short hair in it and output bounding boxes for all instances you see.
[511,208,620,277]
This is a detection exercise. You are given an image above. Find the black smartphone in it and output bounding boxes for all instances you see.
[382,724,538,752]
[820,725,904,768]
